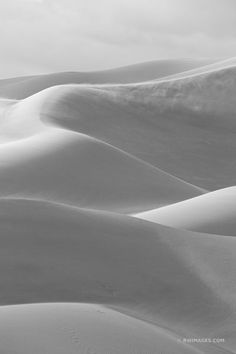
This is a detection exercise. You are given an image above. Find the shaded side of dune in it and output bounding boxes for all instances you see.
[0,93,203,212]
[35,62,236,190]
[0,198,236,349]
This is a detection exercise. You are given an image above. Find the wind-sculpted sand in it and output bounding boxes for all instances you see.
[0,58,236,353]
[135,187,236,236]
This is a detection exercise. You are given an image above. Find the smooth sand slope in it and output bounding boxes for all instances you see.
[0,58,215,99]
[28,62,236,190]
[0,92,202,212]
[1,59,236,189]
[0,303,204,354]
[0,198,236,353]
[135,187,236,236]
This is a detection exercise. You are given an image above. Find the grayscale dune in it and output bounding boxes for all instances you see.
[0,303,205,354]
[152,57,236,82]
[0,128,202,212]
[135,187,236,236]
[0,198,236,353]
[0,90,203,212]
[20,62,236,190]
[1,57,236,354]
[0,58,215,100]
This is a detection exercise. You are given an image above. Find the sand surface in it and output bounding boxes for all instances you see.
[0,59,236,353]
[135,186,236,235]
[0,303,206,354]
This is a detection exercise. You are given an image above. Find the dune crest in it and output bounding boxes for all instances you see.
[135,186,236,236]
[2,58,236,189]
[33,63,236,190]
[0,58,216,99]
[0,91,202,212]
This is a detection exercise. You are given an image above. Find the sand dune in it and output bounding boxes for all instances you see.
[0,198,235,353]
[30,62,236,190]
[0,92,202,212]
[153,57,236,82]
[0,128,201,212]
[2,59,236,189]
[0,303,204,354]
[0,58,215,99]
[1,58,236,353]
[135,187,236,236]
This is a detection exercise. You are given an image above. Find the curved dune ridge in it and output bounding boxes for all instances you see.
[0,58,216,99]
[0,91,203,213]
[152,57,236,82]
[1,58,236,353]
[0,198,236,353]
[0,303,204,354]
[135,187,236,236]
[32,63,236,190]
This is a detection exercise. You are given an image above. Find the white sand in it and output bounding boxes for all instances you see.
[2,60,236,189]
[135,186,236,236]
